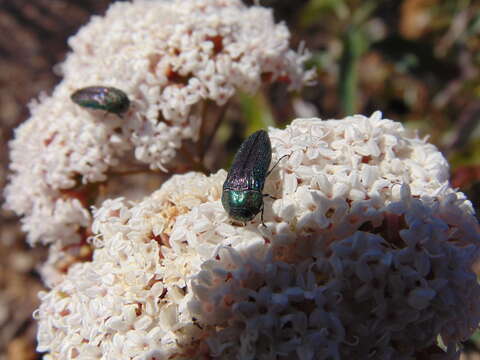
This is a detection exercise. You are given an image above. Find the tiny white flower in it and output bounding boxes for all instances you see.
[35,115,480,359]
[4,0,314,277]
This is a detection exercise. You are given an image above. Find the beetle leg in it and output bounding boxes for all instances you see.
[232,220,246,227]
[266,154,290,176]
[261,203,267,227]
[263,193,277,200]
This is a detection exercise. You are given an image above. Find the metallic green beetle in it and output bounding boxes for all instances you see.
[71,86,130,116]
[222,130,274,224]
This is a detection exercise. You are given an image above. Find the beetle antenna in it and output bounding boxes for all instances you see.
[266,154,290,176]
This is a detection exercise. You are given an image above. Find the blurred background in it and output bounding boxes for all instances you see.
[0,0,479,358]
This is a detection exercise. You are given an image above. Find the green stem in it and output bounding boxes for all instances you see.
[200,102,229,161]
[339,26,361,116]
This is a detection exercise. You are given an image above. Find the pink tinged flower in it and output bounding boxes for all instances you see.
[5,0,314,285]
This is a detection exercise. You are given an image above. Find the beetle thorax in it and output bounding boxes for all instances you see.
[221,189,263,222]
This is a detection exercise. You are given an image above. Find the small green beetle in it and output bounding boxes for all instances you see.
[71,86,130,116]
[222,130,288,225]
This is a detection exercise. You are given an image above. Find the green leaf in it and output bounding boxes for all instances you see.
[238,92,274,134]
[300,0,349,27]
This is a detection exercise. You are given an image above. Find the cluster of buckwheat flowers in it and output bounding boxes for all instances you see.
[3,0,480,359]
[33,112,480,359]
[4,0,314,281]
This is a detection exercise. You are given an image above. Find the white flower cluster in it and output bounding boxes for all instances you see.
[4,0,313,250]
[35,113,480,359]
